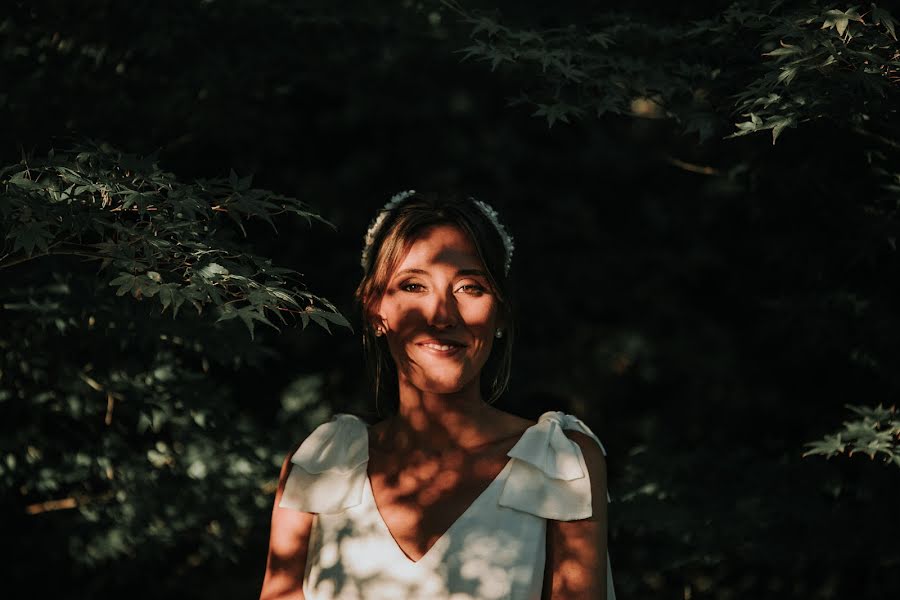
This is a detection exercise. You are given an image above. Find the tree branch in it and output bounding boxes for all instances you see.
[0,249,104,271]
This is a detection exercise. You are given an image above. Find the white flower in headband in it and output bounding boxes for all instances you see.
[360,189,416,269]
[469,197,514,276]
[360,190,515,276]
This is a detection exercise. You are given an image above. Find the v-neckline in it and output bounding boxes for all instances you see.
[365,457,515,565]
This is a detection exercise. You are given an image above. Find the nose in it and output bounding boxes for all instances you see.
[427,287,460,330]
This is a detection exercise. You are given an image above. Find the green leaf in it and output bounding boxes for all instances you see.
[217,305,280,340]
[776,66,798,85]
[762,44,801,59]
[7,221,55,256]
[507,30,543,45]
[488,49,514,72]
[108,272,138,296]
[269,288,301,307]
[531,103,584,128]
[454,42,489,63]
[821,9,861,36]
[806,404,900,468]
[157,284,176,313]
[307,309,352,331]
[241,306,279,340]
[198,263,229,280]
[835,17,849,36]
[7,171,39,190]
[470,16,507,37]
[307,312,331,333]
[803,434,845,457]
[769,116,794,144]
[872,5,898,41]
[586,32,612,48]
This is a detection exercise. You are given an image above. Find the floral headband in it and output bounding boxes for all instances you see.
[360,190,515,275]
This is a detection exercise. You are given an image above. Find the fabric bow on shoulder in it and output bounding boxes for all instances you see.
[279,414,369,513]
[498,411,607,520]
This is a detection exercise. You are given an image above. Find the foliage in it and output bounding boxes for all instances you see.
[805,404,900,465]
[731,4,899,144]
[445,1,899,144]
[1,145,349,338]
[0,144,345,592]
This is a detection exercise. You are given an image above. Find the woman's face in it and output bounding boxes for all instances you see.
[373,223,502,397]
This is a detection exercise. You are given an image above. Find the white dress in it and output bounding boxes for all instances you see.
[279,411,617,600]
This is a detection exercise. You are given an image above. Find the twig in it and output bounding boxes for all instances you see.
[0,249,103,271]
[26,497,77,515]
[105,391,115,426]
[664,156,722,176]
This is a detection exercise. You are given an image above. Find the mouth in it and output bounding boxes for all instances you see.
[416,338,467,355]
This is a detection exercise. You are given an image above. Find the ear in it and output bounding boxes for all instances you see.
[370,315,387,334]
[365,295,387,334]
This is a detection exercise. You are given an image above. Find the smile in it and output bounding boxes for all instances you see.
[422,343,459,351]
[416,340,467,355]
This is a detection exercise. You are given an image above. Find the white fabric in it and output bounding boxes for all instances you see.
[280,414,370,513]
[280,411,616,600]
[500,411,610,520]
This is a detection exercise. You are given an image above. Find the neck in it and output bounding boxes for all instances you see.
[387,377,495,452]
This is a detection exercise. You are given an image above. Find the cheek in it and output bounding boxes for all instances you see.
[460,300,499,330]
[379,294,419,329]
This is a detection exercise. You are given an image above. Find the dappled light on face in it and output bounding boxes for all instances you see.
[384,304,481,395]
[377,223,500,397]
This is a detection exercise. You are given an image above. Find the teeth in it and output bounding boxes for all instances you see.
[423,343,455,351]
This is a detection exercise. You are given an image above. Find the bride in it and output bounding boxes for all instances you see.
[259,191,614,599]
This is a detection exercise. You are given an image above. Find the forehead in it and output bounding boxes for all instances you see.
[394,224,485,272]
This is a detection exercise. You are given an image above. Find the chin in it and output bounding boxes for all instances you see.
[432,384,468,395]
[410,373,472,395]
[415,380,463,395]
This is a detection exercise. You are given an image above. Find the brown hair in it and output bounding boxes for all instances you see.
[354,191,515,412]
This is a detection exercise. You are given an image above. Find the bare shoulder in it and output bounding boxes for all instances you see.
[496,408,536,430]
[564,430,607,464]
[483,407,536,441]
[276,438,304,488]
[563,430,608,523]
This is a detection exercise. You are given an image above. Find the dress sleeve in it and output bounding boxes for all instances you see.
[498,410,609,521]
[278,413,369,514]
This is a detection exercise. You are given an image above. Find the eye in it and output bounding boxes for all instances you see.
[400,282,426,293]
[456,283,487,295]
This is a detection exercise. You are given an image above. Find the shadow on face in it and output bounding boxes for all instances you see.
[373,224,502,397]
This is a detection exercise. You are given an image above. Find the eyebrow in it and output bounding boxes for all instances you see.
[394,268,489,278]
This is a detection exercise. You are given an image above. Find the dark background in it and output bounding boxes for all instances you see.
[2,1,899,599]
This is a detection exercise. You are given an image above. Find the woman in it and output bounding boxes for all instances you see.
[260,191,615,600]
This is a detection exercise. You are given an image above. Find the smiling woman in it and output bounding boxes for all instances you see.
[356,191,516,411]
[259,192,615,600]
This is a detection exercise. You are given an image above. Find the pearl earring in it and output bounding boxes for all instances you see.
[374,326,384,337]
[495,329,504,339]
